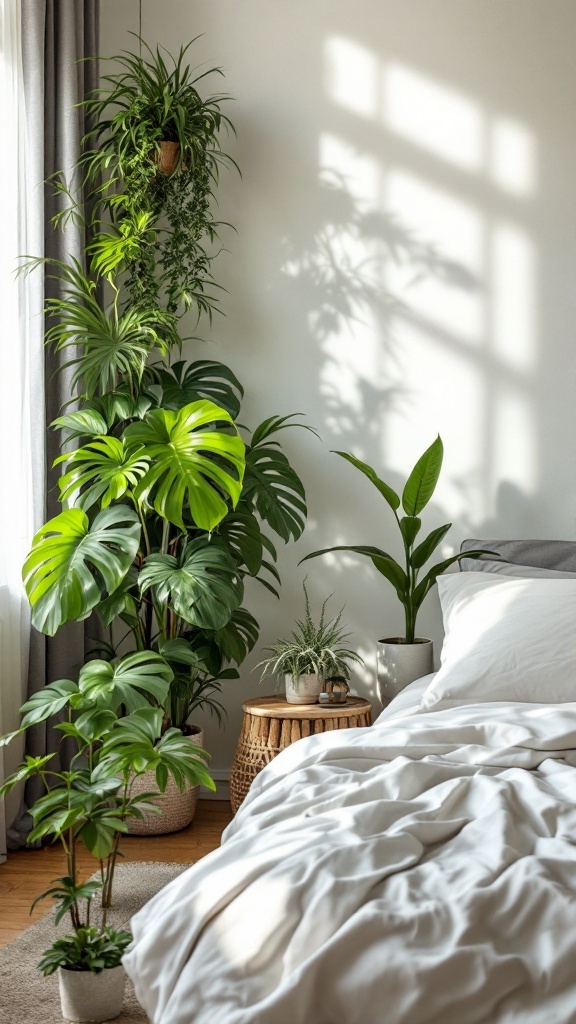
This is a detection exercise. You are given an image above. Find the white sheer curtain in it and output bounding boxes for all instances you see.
[0,0,43,862]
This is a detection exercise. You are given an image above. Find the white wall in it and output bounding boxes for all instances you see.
[100,0,576,779]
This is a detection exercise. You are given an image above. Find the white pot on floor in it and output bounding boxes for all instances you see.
[377,638,434,706]
[58,964,126,1022]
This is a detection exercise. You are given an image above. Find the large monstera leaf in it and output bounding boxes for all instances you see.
[23,505,141,636]
[124,400,245,531]
[139,537,243,630]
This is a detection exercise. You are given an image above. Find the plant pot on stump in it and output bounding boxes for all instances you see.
[284,672,322,705]
[128,726,204,835]
[377,637,433,706]
[58,965,126,1023]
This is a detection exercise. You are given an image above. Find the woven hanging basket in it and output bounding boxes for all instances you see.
[127,727,203,836]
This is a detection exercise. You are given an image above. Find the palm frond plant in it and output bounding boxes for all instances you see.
[257,583,363,704]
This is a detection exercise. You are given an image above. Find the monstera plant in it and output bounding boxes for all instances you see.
[9,37,310,848]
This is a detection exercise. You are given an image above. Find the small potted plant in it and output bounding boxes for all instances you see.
[257,583,363,704]
[39,925,132,1023]
[302,437,490,702]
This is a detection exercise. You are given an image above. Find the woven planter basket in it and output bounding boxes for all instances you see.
[127,727,203,836]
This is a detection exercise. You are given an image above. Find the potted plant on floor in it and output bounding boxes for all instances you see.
[257,582,363,704]
[0,654,214,1021]
[20,37,312,840]
[301,437,490,703]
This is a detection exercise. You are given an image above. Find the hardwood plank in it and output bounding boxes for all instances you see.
[0,799,232,948]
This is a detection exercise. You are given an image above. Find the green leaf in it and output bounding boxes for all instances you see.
[78,652,173,713]
[51,409,108,440]
[158,637,205,668]
[244,442,307,543]
[369,553,409,598]
[73,708,117,743]
[139,537,243,630]
[42,259,179,397]
[210,607,259,664]
[94,707,215,791]
[56,436,150,511]
[23,505,141,636]
[402,436,443,517]
[125,401,245,531]
[79,809,128,859]
[399,516,421,549]
[19,678,80,730]
[333,451,401,511]
[216,503,263,575]
[0,755,56,798]
[95,566,139,629]
[411,524,451,570]
[152,359,243,418]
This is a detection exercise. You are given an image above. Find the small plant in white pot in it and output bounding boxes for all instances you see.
[257,583,363,704]
[302,437,490,704]
[38,923,132,1023]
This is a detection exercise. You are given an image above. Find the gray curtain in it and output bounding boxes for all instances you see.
[8,0,100,845]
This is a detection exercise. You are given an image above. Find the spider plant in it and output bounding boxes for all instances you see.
[78,38,238,316]
[257,583,363,682]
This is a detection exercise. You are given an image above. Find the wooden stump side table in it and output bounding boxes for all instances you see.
[229,695,373,813]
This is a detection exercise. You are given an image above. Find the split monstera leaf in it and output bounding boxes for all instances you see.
[23,399,244,636]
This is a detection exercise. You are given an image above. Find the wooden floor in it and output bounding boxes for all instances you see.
[0,799,233,948]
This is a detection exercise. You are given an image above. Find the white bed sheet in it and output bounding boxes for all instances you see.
[373,673,434,724]
[124,695,576,1024]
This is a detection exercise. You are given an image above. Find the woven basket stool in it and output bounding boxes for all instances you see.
[230,695,372,813]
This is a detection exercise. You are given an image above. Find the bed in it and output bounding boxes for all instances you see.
[123,541,576,1024]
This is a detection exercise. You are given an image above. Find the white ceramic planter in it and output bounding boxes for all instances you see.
[58,965,126,1022]
[377,638,434,706]
[127,727,203,835]
[284,672,322,704]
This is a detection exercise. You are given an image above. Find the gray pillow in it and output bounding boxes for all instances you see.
[459,538,576,577]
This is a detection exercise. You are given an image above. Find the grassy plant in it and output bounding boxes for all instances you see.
[257,583,363,681]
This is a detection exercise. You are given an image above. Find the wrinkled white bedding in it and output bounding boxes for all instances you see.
[124,696,576,1024]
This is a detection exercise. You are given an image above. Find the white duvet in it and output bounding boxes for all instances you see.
[124,696,576,1024]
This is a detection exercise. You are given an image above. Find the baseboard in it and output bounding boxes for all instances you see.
[200,769,230,802]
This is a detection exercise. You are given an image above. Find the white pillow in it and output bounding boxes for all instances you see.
[420,572,576,710]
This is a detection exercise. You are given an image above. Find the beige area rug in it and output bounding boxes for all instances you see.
[0,862,187,1024]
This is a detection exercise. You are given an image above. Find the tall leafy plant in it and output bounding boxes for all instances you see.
[302,437,489,643]
[23,38,311,731]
